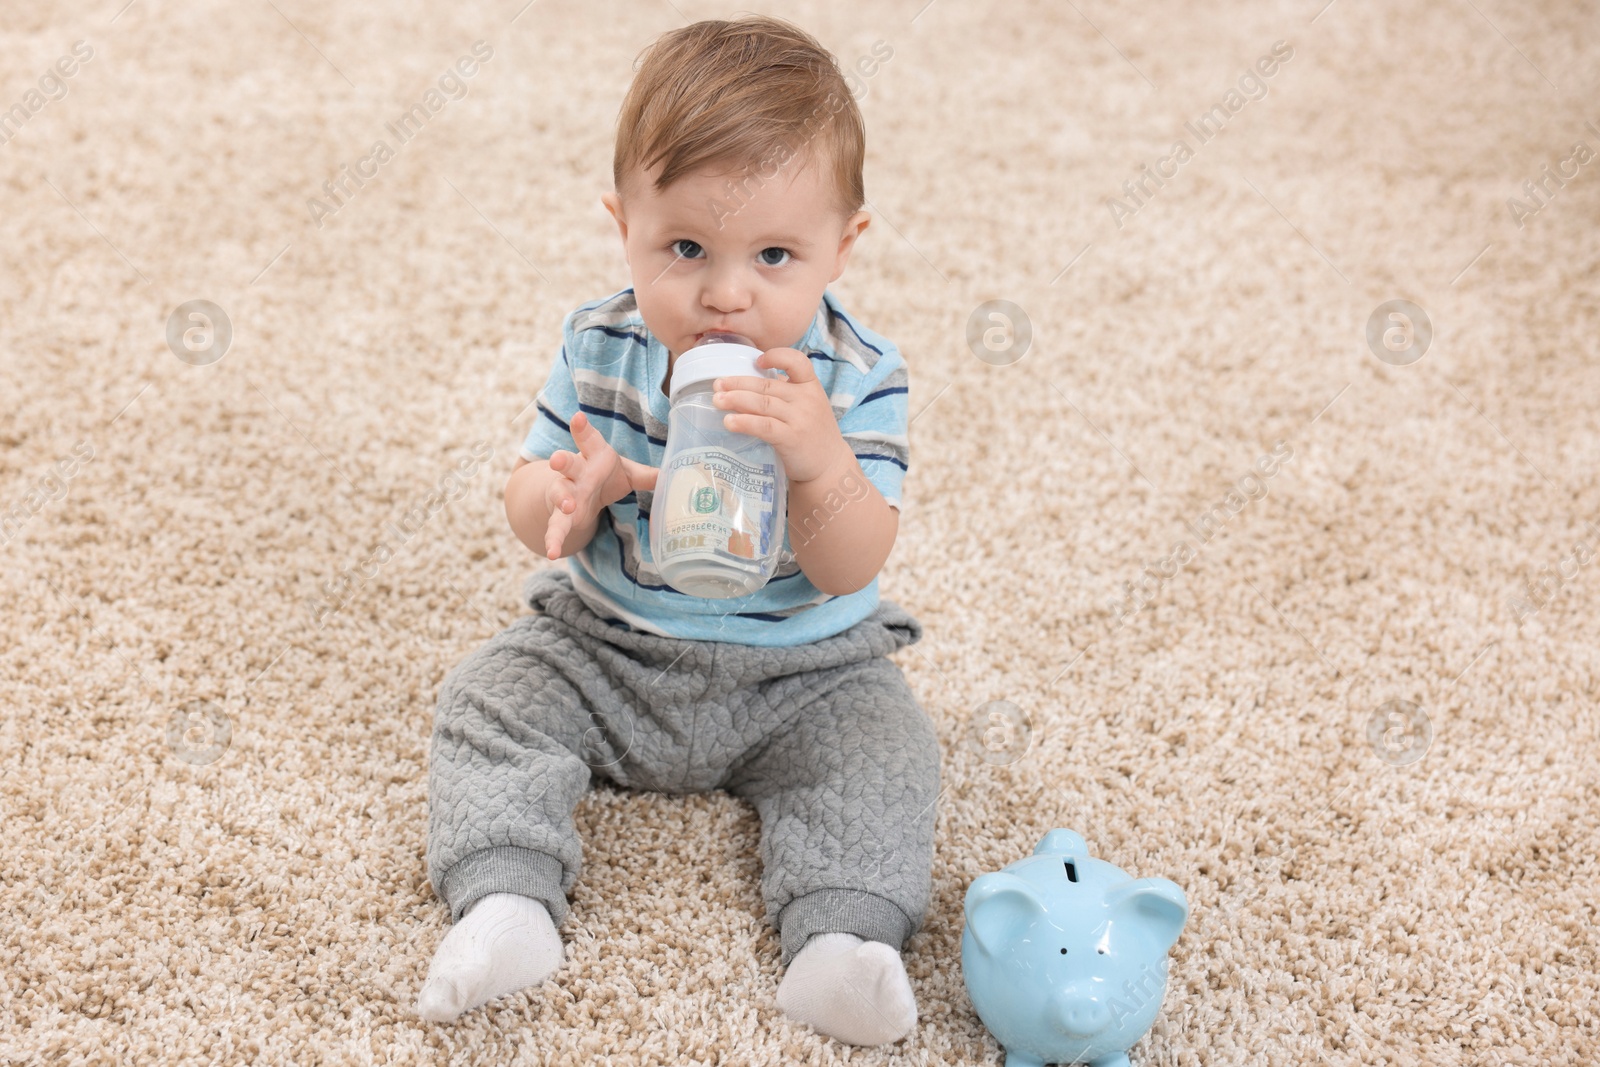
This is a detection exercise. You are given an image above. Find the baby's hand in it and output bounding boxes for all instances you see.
[543,411,659,559]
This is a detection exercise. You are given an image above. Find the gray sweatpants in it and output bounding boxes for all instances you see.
[425,568,941,968]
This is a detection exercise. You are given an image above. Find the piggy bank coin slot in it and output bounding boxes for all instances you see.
[1064,861,1078,882]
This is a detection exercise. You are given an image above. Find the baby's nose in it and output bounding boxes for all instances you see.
[703,272,752,313]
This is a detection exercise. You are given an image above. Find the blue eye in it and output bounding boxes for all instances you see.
[672,239,704,259]
[759,247,791,267]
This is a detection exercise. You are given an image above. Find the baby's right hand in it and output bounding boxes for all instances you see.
[542,411,659,560]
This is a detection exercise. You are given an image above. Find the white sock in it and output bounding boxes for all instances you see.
[416,893,565,1022]
[776,932,919,1046]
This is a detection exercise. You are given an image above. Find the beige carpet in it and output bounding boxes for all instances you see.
[3,0,1598,1063]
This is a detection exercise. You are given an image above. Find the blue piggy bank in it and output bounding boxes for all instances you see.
[961,829,1188,1067]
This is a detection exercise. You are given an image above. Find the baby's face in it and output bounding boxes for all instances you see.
[601,154,869,359]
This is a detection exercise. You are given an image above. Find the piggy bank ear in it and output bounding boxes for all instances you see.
[1104,877,1188,953]
[964,873,1045,957]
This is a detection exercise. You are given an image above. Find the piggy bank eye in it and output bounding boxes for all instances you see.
[1097,947,1107,955]
[1060,948,1068,954]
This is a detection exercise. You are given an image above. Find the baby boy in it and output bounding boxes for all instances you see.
[416,15,940,1049]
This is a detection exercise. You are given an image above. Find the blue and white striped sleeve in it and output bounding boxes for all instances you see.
[836,344,910,511]
[518,313,582,463]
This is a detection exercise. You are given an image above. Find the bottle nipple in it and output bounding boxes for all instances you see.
[695,331,754,348]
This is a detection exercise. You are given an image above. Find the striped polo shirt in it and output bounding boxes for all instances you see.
[516,287,910,647]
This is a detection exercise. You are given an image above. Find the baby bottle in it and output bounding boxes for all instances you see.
[649,331,788,598]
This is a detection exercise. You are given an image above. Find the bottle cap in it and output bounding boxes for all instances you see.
[669,333,776,402]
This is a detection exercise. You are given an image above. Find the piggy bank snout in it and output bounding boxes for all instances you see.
[1056,988,1111,1037]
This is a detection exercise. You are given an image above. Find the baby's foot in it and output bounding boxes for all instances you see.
[776,932,918,1046]
[416,893,565,1022]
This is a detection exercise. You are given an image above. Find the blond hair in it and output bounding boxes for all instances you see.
[612,15,865,219]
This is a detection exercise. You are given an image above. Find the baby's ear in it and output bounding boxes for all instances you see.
[830,211,870,282]
[600,192,628,242]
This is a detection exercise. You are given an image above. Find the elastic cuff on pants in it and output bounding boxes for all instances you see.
[439,846,568,927]
[778,888,913,969]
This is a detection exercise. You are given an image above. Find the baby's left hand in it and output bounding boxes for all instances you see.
[711,348,850,485]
